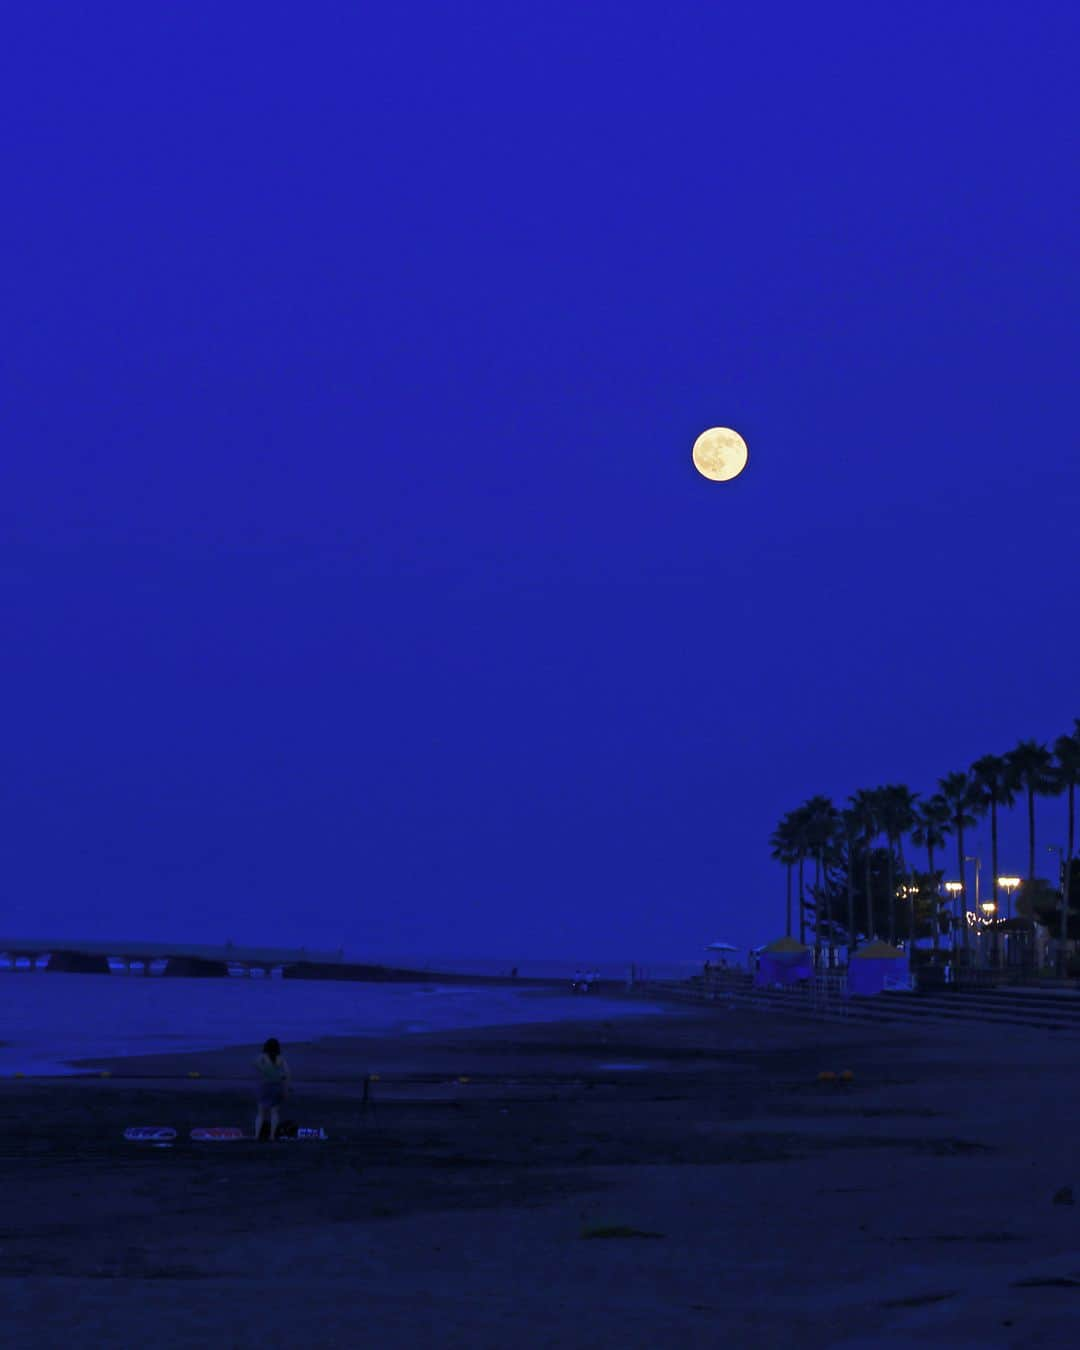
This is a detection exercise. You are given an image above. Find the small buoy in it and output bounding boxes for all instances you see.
[187,1071,200,1079]
[839,1069,855,1082]
[458,1076,471,1084]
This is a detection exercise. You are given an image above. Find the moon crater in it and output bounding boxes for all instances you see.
[692,427,749,482]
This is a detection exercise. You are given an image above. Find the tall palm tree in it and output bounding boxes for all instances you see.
[912,794,949,877]
[938,771,979,958]
[878,785,918,945]
[848,788,882,942]
[1006,740,1058,881]
[802,796,840,965]
[1052,723,1080,970]
[840,806,861,957]
[970,753,1017,937]
[769,813,801,939]
[911,794,950,956]
[789,804,812,946]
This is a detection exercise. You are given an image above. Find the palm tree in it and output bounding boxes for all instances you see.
[970,753,1017,944]
[1006,740,1057,881]
[769,813,801,938]
[878,785,918,945]
[802,796,840,965]
[840,806,861,958]
[848,789,882,942]
[912,794,949,877]
[1052,723,1080,970]
[911,794,950,956]
[789,804,812,946]
[938,771,979,959]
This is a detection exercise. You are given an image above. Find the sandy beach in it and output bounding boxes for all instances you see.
[4,1001,1080,1348]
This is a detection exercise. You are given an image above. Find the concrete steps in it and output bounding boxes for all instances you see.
[647,978,1080,1036]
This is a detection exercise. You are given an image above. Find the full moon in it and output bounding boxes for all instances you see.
[692,426,749,482]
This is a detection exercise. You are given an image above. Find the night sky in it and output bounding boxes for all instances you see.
[3,5,1078,963]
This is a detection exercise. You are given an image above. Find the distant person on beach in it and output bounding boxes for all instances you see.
[254,1038,290,1141]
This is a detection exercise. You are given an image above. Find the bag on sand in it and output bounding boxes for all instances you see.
[258,1118,299,1140]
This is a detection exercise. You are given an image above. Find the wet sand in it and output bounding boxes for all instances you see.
[4,1004,1080,1347]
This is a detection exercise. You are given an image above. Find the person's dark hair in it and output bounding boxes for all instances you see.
[263,1037,281,1062]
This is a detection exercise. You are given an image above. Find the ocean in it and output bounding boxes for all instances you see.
[0,969,668,1076]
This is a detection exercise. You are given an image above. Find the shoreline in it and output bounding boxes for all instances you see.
[64,1000,692,1082]
[0,977,670,1080]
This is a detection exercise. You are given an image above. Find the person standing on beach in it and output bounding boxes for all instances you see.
[254,1037,290,1141]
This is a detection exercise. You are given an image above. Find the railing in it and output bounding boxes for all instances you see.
[649,970,856,1023]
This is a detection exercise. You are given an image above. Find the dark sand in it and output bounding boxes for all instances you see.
[4,1003,1080,1347]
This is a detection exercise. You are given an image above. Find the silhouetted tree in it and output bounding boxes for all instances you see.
[769,813,801,939]
[1052,724,1080,969]
[938,770,979,958]
[878,784,918,946]
[911,794,949,956]
[970,753,1017,945]
[1006,740,1058,881]
[848,788,882,942]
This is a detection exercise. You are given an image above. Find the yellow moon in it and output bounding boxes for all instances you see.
[692,426,749,482]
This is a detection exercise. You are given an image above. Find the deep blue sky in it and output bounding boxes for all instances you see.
[2,5,1078,962]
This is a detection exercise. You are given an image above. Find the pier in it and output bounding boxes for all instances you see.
[0,938,345,978]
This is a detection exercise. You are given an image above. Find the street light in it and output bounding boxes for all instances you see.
[944,881,964,956]
[997,875,1021,922]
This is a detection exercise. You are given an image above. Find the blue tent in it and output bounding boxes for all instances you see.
[848,940,910,995]
[754,936,812,988]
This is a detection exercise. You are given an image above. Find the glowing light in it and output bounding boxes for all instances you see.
[692,427,749,482]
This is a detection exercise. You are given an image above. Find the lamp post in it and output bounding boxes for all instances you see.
[997,875,1021,972]
[1048,846,1065,975]
[980,900,997,969]
[997,875,1021,921]
[964,856,981,911]
[944,881,964,960]
[964,857,982,968]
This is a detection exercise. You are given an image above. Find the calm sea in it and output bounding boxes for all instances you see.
[0,968,672,1077]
